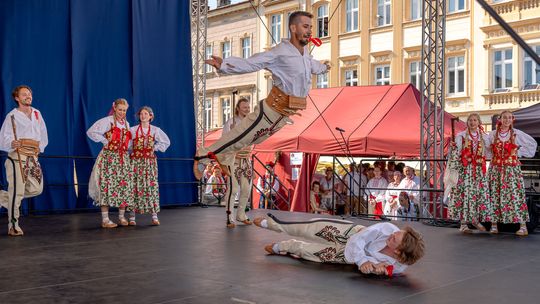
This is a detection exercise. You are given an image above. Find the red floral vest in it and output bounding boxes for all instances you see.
[491,131,519,167]
[104,120,131,153]
[130,125,155,159]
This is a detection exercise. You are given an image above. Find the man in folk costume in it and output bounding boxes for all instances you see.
[253,214,425,277]
[193,11,330,180]
[0,85,48,236]
[487,111,537,236]
[221,98,253,227]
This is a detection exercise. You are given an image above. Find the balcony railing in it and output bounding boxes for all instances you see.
[484,0,540,25]
[483,88,540,108]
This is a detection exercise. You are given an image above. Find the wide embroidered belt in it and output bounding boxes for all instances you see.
[265,86,306,116]
[18,139,40,157]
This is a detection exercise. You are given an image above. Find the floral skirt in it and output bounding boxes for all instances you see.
[91,150,134,208]
[488,165,529,223]
[132,157,160,214]
[448,164,492,223]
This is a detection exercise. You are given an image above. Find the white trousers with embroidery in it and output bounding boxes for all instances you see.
[197,100,290,164]
[1,152,43,229]
[265,215,364,263]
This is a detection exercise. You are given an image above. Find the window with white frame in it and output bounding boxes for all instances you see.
[345,69,358,86]
[284,12,292,38]
[375,65,390,85]
[221,98,231,126]
[523,45,540,89]
[204,99,212,130]
[317,5,329,38]
[448,0,466,13]
[409,61,421,89]
[448,56,465,94]
[411,0,422,20]
[222,41,231,59]
[270,14,281,46]
[242,37,251,58]
[317,72,329,88]
[346,0,359,32]
[493,49,513,90]
[377,0,391,26]
[205,45,213,73]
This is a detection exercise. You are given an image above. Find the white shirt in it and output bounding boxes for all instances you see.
[344,222,407,274]
[319,177,337,198]
[130,124,171,152]
[0,107,48,153]
[486,128,537,158]
[366,177,388,201]
[455,130,490,156]
[219,39,328,98]
[87,116,130,145]
[256,175,280,194]
[343,172,365,196]
[222,115,244,134]
[398,177,420,203]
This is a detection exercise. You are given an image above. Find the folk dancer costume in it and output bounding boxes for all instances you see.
[487,128,537,234]
[385,181,401,219]
[193,39,328,178]
[0,108,47,235]
[129,124,170,225]
[343,170,367,215]
[319,176,337,211]
[205,169,227,205]
[447,130,492,231]
[256,172,280,209]
[257,215,408,275]
[366,176,388,218]
[221,115,253,227]
[398,176,420,210]
[87,116,134,225]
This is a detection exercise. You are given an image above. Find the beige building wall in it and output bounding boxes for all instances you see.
[253,0,540,130]
[205,1,260,130]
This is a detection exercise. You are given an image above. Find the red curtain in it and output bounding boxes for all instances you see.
[290,153,320,212]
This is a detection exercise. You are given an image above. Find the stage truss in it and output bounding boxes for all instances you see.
[190,0,208,146]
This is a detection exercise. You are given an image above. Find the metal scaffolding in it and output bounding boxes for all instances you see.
[190,0,208,146]
[419,0,446,219]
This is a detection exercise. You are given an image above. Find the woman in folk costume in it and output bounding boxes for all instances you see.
[87,98,133,228]
[447,113,491,233]
[487,110,537,236]
[205,165,228,199]
[129,106,170,226]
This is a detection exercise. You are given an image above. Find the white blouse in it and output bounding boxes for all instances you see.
[130,124,171,152]
[486,128,537,158]
[366,177,388,201]
[344,222,407,274]
[0,107,48,153]
[86,116,130,145]
[219,39,328,98]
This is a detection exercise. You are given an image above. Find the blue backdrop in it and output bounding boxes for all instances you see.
[0,0,197,212]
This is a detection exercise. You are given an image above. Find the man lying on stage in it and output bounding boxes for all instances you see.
[194,10,330,180]
[254,214,425,276]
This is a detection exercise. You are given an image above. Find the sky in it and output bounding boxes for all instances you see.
[208,0,244,10]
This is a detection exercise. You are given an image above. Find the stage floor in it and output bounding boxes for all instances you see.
[0,207,539,304]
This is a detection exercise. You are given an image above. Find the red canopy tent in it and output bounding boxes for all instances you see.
[203,84,466,212]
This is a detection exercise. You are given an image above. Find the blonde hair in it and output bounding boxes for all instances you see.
[113,98,128,107]
[396,226,425,265]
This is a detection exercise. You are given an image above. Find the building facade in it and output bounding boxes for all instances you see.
[203,0,540,130]
[205,1,260,131]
